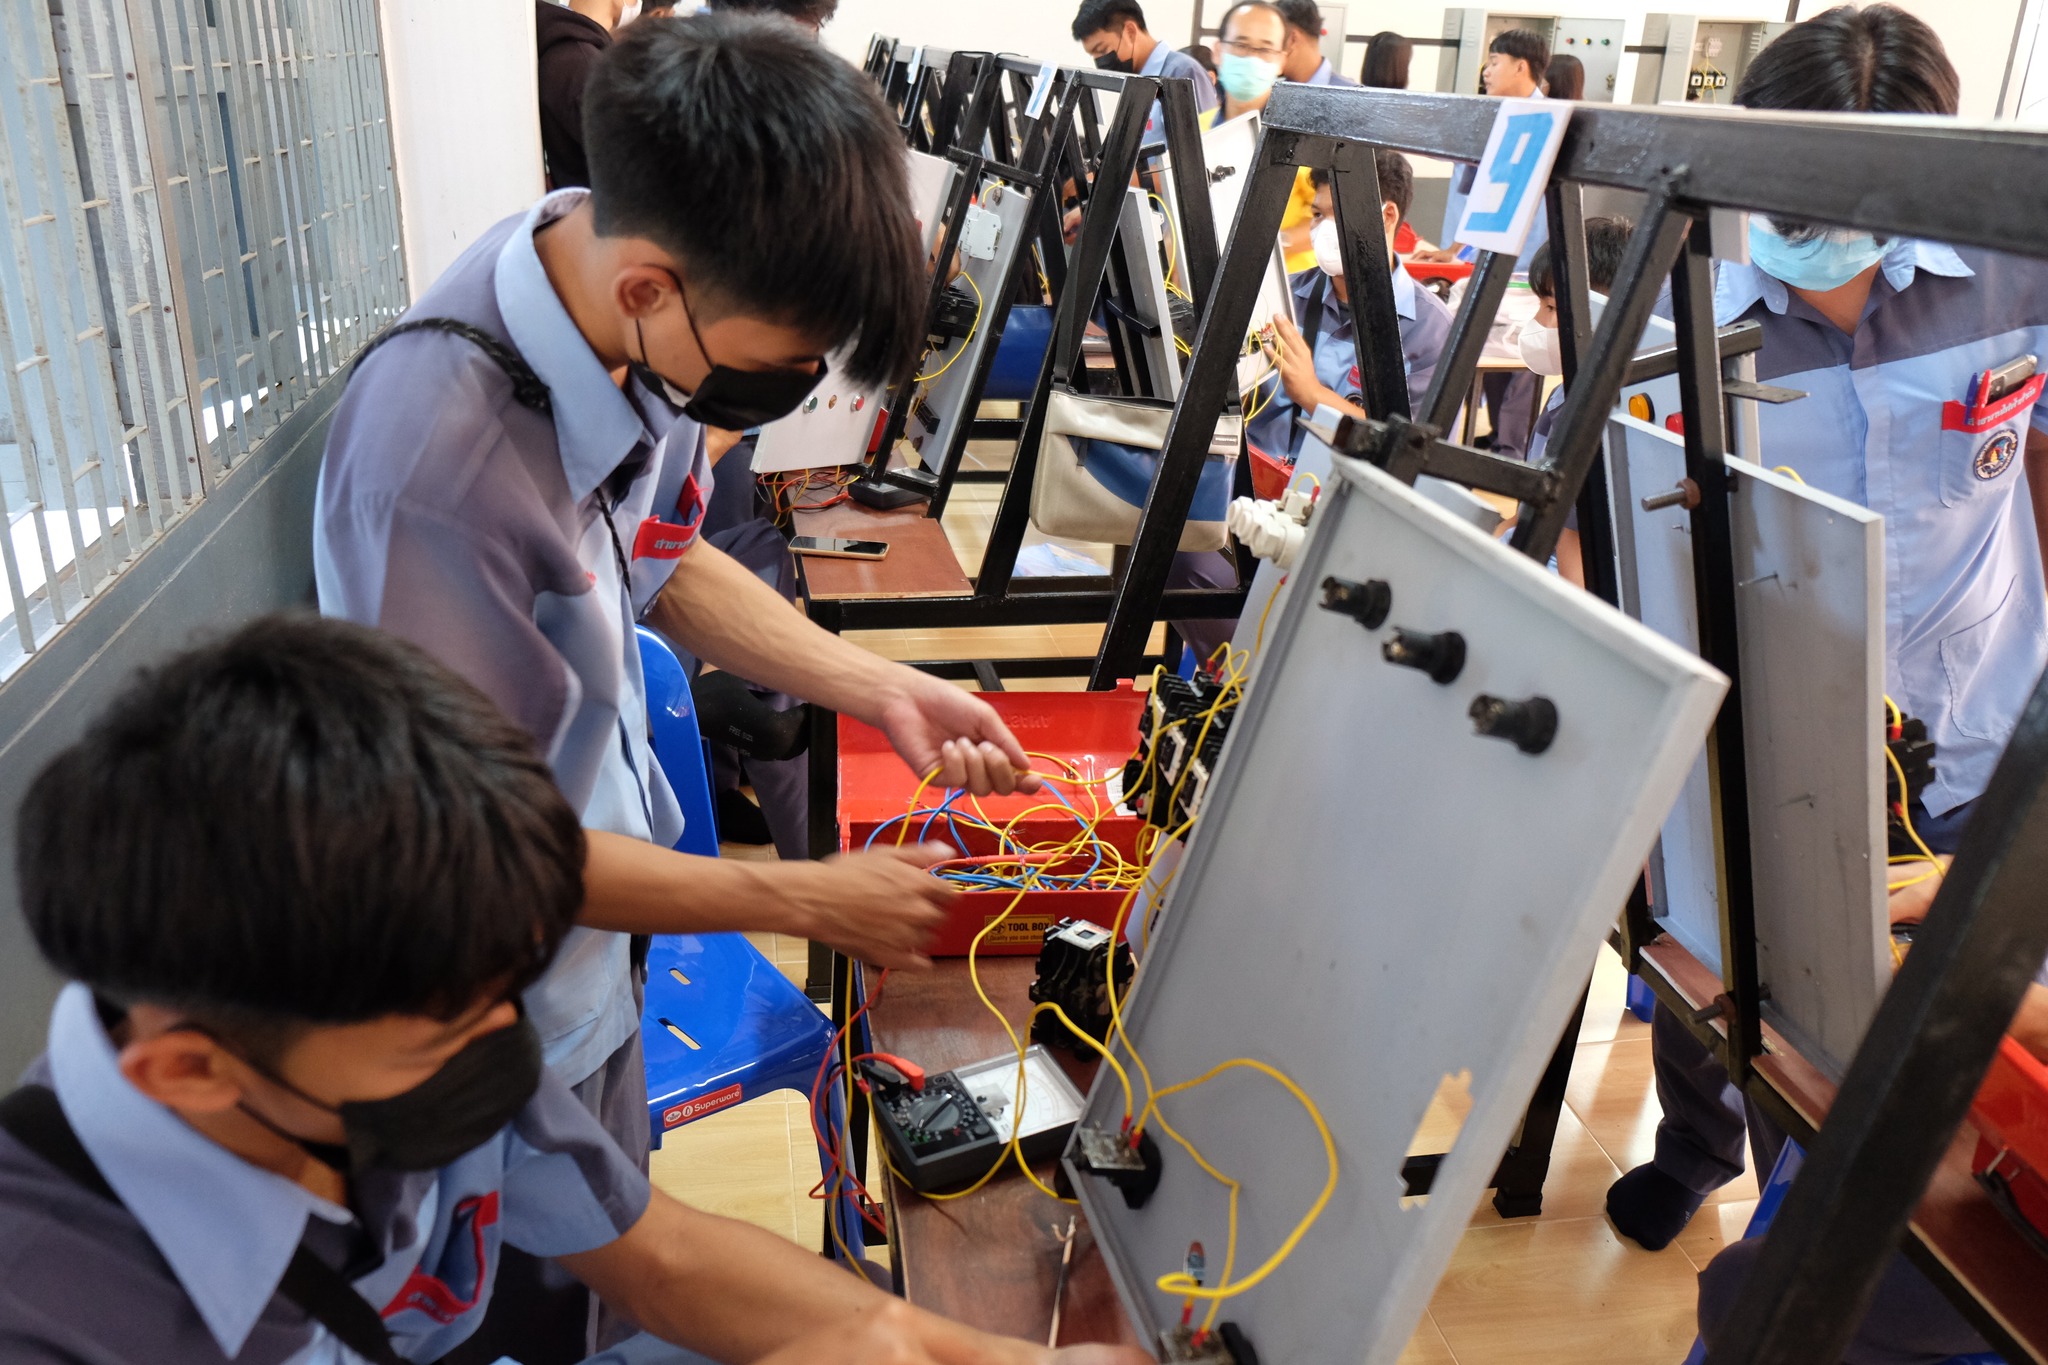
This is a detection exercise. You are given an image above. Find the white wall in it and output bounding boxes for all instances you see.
[380,0,548,296]
[825,0,1201,68]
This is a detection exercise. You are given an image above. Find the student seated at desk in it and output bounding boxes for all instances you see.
[1246,152,1454,458]
[1502,214,1637,586]
[1170,151,1451,663]
[0,616,1147,1365]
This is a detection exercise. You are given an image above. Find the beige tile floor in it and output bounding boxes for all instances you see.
[647,475,1747,1361]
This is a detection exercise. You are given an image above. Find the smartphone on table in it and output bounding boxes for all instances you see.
[790,536,890,561]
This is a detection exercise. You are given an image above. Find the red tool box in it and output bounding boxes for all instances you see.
[838,689,1149,957]
[1971,1036,2048,1252]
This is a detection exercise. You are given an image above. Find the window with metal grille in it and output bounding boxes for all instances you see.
[0,0,406,679]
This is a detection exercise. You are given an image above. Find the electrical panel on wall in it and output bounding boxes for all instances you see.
[1552,18,1624,101]
[1068,458,1725,1364]
[1607,416,1887,1079]
[1632,15,1793,106]
[1439,9,1560,95]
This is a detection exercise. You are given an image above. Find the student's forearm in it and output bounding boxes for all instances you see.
[580,830,811,936]
[643,542,904,724]
[562,1193,1068,1365]
[563,1195,886,1362]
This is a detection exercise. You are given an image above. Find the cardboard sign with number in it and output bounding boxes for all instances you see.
[1455,99,1571,256]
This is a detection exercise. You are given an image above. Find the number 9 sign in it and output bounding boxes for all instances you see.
[1455,99,1571,256]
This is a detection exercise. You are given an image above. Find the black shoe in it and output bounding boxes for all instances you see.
[1605,1163,1705,1251]
[714,788,775,846]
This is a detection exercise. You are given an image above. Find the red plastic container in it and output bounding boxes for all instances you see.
[839,690,1149,956]
[1970,1036,2048,1250]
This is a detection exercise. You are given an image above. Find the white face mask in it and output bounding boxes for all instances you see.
[1310,218,1344,278]
[1516,321,1563,377]
[618,1,643,23]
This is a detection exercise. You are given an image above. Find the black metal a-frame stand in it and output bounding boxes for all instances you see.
[1121,81,2048,1360]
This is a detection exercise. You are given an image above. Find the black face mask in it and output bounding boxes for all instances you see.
[1094,51,1137,73]
[209,1009,544,1175]
[632,269,825,430]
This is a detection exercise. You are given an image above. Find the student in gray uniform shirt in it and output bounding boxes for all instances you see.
[317,16,1040,1357]
[0,617,1144,1365]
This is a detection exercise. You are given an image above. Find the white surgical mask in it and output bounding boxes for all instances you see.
[1310,218,1345,278]
[618,1,643,23]
[1516,321,1563,377]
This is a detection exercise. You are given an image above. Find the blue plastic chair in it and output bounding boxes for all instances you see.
[1679,1143,2003,1365]
[633,630,865,1259]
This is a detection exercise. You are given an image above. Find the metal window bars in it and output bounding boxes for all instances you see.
[1102,80,2048,1360]
[0,0,403,679]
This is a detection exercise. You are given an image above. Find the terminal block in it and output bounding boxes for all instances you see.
[1885,708,1938,857]
[1122,671,1239,831]
[1159,1323,1259,1364]
[1073,1123,1162,1209]
[1030,919,1133,1052]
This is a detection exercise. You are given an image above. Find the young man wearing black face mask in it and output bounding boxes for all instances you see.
[318,17,1042,1355]
[0,616,1147,1365]
[1072,0,1217,144]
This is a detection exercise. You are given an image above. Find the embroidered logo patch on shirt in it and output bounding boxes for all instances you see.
[1976,428,2021,481]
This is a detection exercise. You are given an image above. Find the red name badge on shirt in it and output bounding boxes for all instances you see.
[631,473,707,561]
[1943,373,2047,434]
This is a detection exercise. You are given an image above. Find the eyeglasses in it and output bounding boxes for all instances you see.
[1218,38,1285,59]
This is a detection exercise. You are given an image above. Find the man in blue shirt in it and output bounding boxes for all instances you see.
[1270,0,1359,88]
[1610,11,2048,1360]
[0,617,1142,1365]
[1072,0,1218,145]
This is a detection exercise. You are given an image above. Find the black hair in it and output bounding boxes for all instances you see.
[1360,32,1411,89]
[583,14,923,387]
[1270,0,1324,41]
[1183,42,1217,77]
[704,0,839,26]
[1306,150,1414,227]
[1527,215,1635,297]
[19,616,585,1042]
[1072,0,1146,42]
[1736,4,1957,116]
[1488,28,1550,83]
[1544,52,1584,100]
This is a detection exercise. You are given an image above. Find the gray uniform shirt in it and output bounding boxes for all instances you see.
[317,190,712,1084]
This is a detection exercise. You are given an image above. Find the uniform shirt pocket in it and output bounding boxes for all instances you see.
[1938,405,2036,509]
[1940,574,2028,741]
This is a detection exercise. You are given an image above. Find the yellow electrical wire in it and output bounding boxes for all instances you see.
[882,692,1337,1322]
[1772,465,1807,484]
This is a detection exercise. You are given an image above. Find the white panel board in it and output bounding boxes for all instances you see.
[1116,187,1183,399]
[1157,110,1295,394]
[1071,458,1725,1363]
[901,180,1033,472]
[1607,415,1887,1077]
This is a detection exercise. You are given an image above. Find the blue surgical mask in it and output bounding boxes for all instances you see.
[1218,53,1282,102]
[1747,219,1888,292]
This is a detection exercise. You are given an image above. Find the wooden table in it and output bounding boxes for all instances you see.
[867,958,1145,1350]
[793,501,971,602]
